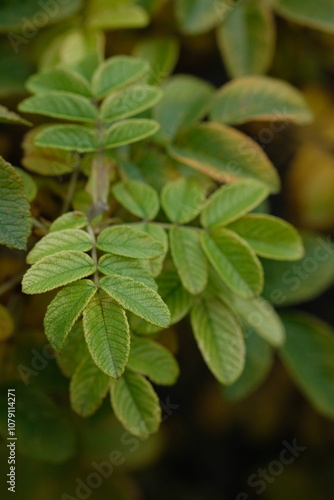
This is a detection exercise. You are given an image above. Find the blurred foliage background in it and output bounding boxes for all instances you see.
[1,1,334,499]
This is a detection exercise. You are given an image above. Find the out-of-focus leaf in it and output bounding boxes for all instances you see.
[34,125,100,152]
[227,214,304,261]
[201,179,269,228]
[104,119,159,149]
[273,0,334,34]
[14,168,37,202]
[210,76,313,125]
[154,75,214,140]
[0,105,31,126]
[169,123,280,193]
[217,2,275,77]
[87,0,149,30]
[133,37,180,84]
[175,0,221,34]
[101,85,162,122]
[281,312,334,419]
[262,232,334,306]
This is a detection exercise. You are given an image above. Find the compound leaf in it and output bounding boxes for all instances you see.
[98,254,157,291]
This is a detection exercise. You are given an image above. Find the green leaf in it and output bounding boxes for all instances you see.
[128,337,179,385]
[22,127,77,176]
[97,225,164,259]
[0,384,76,463]
[100,275,170,328]
[14,167,37,202]
[70,354,110,417]
[161,177,208,223]
[44,279,96,352]
[191,297,245,384]
[227,214,304,261]
[201,179,269,228]
[83,290,130,378]
[280,312,334,419]
[262,232,334,306]
[273,0,334,34]
[49,211,88,232]
[0,0,82,31]
[34,125,100,152]
[26,67,92,96]
[101,85,162,122]
[104,119,159,149]
[137,223,168,277]
[170,226,207,295]
[227,294,285,347]
[110,371,161,437]
[56,322,88,378]
[98,254,157,291]
[0,157,31,250]
[169,123,280,193]
[175,0,221,34]
[224,327,273,401]
[112,180,159,220]
[19,91,98,122]
[130,269,193,334]
[92,56,150,98]
[210,76,313,125]
[133,37,179,84]
[27,228,93,264]
[22,251,96,295]
[154,75,214,140]
[217,3,275,77]
[87,0,149,30]
[0,104,31,126]
[200,228,263,298]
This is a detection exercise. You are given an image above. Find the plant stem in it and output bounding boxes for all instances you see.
[87,225,99,286]
[62,164,81,214]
